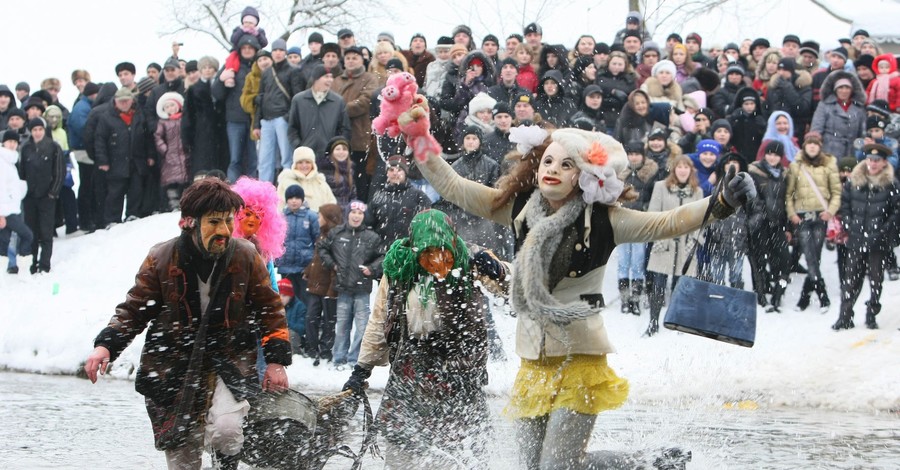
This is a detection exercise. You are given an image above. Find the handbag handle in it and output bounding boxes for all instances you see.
[799,166,831,213]
[680,178,722,276]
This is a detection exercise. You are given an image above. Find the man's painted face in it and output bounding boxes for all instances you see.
[418,247,454,279]
[198,210,234,256]
[537,142,579,203]
[239,206,262,237]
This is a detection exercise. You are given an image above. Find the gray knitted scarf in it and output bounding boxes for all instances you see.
[511,191,596,325]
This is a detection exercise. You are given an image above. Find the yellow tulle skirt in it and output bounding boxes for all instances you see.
[503,354,629,419]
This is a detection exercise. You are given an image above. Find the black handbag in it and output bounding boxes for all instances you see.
[663,185,757,348]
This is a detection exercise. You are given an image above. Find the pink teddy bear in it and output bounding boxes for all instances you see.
[372,72,418,138]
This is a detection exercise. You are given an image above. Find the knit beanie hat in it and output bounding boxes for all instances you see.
[492,102,512,117]
[651,60,676,77]
[277,278,294,297]
[82,82,101,97]
[803,132,823,146]
[711,119,732,135]
[137,77,156,95]
[387,154,409,173]
[696,139,721,157]
[763,140,785,157]
[449,44,468,59]
[308,64,331,83]
[285,184,305,201]
[26,117,46,131]
[462,125,484,143]
[348,200,368,213]
[854,54,875,70]
[2,129,19,143]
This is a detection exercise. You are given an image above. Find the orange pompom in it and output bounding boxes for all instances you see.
[586,141,608,166]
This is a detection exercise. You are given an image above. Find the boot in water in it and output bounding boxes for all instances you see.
[618,279,631,314]
[796,278,814,311]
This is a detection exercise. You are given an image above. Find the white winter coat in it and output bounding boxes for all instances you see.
[0,147,27,216]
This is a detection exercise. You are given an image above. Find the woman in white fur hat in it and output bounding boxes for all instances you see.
[403,121,756,468]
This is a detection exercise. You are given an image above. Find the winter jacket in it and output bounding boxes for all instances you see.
[516,63,538,94]
[785,151,841,218]
[331,67,379,152]
[93,103,150,179]
[82,83,118,162]
[424,58,450,99]
[304,229,338,298]
[449,52,495,139]
[318,138,357,207]
[646,141,682,182]
[534,70,577,127]
[154,118,190,186]
[145,79,185,134]
[614,93,664,145]
[641,76,685,111]
[866,54,900,112]
[488,82,530,109]
[67,96,92,151]
[239,63,263,138]
[287,89,351,158]
[710,81,742,119]
[853,136,899,170]
[0,85,15,130]
[93,233,291,449]
[596,70,637,125]
[482,127,513,168]
[728,87,766,161]
[747,161,788,233]
[752,49,781,99]
[277,206,320,274]
[839,162,900,250]
[617,159,659,211]
[276,155,337,212]
[538,45,574,93]
[0,147,27,216]
[766,70,812,135]
[365,181,432,252]
[255,59,305,125]
[646,181,703,276]
[182,78,225,173]
[318,223,384,294]
[284,297,307,335]
[18,135,65,200]
[415,150,725,359]
[810,71,867,158]
[401,49,436,89]
[211,59,254,123]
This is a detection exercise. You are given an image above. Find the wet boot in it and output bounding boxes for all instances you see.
[865,301,881,329]
[831,302,855,331]
[766,283,784,313]
[815,279,831,313]
[757,291,769,308]
[618,279,631,314]
[630,280,643,316]
[796,278,814,311]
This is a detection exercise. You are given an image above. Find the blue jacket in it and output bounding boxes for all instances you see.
[284,297,307,334]
[277,206,319,274]
[689,152,718,197]
[67,97,92,150]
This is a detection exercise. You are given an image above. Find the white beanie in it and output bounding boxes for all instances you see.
[651,60,677,78]
[468,92,498,115]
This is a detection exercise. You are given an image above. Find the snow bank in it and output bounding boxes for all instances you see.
[1,212,897,412]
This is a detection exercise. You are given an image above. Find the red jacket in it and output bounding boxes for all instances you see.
[517,63,538,94]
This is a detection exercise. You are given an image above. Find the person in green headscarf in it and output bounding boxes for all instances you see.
[343,209,507,468]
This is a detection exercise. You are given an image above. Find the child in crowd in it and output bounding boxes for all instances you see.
[302,203,343,365]
[154,92,190,211]
[854,115,899,170]
[225,6,268,73]
[276,184,320,307]
[319,137,356,207]
[866,54,900,112]
[277,277,307,355]
[689,139,721,196]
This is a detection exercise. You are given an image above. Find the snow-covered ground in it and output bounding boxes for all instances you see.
[1,212,897,413]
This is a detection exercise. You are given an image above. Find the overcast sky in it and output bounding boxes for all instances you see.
[4,0,865,107]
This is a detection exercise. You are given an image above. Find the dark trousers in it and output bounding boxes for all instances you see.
[0,213,34,259]
[305,294,336,360]
[840,246,885,314]
[748,224,790,297]
[139,164,161,217]
[103,174,143,225]
[23,197,56,271]
[796,216,827,282]
[59,186,78,233]
[77,162,98,230]
[648,271,681,316]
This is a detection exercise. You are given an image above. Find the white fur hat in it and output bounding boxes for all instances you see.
[468,92,497,115]
[651,59,676,78]
[155,92,184,119]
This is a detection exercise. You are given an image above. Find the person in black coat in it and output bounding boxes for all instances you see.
[568,84,606,131]
[482,102,515,172]
[18,119,65,274]
[595,51,637,130]
[728,87,766,163]
[364,155,431,253]
[93,88,151,226]
[183,57,226,175]
[533,70,576,127]
[767,58,812,142]
[710,64,746,119]
[834,145,900,330]
[746,141,790,311]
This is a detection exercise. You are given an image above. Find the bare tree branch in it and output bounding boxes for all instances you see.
[807,0,853,23]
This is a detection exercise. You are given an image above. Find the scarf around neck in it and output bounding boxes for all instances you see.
[511,190,595,325]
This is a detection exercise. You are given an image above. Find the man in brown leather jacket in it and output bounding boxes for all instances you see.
[84,177,292,470]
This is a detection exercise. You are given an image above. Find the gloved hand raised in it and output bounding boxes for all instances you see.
[342,364,372,395]
[473,249,504,280]
[722,166,757,208]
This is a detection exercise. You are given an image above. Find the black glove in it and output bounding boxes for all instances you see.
[722,166,757,208]
[342,364,372,395]
[473,249,503,280]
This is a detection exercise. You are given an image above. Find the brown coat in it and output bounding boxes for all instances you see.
[331,67,380,152]
[93,233,291,450]
[401,49,436,89]
[304,237,337,298]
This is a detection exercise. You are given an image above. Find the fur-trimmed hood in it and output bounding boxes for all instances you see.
[755,48,782,82]
[820,70,867,105]
[618,157,659,183]
[849,160,895,188]
[641,76,683,107]
[768,68,812,89]
[459,50,495,85]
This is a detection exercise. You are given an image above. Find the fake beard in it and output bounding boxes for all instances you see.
[195,230,229,260]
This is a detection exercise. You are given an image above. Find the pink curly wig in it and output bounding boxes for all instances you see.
[231,177,287,261]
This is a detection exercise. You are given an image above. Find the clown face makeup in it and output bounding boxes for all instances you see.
[537,142,580,206]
